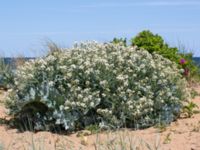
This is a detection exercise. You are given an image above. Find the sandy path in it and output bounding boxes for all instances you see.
[0,87,200,150]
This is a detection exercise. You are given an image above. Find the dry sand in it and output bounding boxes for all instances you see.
[0,86,200,150]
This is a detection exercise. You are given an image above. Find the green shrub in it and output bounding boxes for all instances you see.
[6,42,189,131]
[111,38,127,47]
[183,102,198,118]
[131,30,179,62]
[0,58,14,89]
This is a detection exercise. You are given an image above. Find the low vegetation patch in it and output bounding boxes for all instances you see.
[6,42,189,132]
[0,58,14,90]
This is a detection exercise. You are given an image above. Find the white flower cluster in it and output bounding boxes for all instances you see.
[7,42,189,131]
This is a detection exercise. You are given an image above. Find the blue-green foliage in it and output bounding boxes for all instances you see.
[0,58,14,89]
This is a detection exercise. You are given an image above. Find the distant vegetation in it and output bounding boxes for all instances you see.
[0,58,14,89]
[1,57,34,69]
[193,57,200,66]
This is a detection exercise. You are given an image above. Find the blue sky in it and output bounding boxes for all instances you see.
[0,0,200,57]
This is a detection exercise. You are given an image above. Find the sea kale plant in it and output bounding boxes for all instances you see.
[6,42,189,131]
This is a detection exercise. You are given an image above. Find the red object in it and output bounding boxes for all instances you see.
[180,58,186,65]
[183,68,189,76]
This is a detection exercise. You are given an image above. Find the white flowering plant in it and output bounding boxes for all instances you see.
[6,42,189,131]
